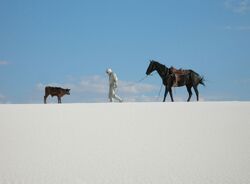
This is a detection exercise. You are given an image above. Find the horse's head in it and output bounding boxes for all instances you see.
[65,88,70,95]
[146,60,157,75]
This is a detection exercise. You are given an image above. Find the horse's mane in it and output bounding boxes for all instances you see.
[150,60,168,69]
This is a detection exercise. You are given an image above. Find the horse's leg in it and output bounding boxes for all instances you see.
[193,85,199,101]
[57,96,61,103]
[186,86,192,102]
[44,95,48,104]
[169,87,174,102]
[163,86,168,102]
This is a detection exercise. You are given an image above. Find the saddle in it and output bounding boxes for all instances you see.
[169,66,190,75]
[169,67,191,87]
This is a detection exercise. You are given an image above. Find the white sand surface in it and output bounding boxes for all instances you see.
[0,102,249,184]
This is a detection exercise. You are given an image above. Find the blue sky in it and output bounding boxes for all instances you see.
[0,0,250,103]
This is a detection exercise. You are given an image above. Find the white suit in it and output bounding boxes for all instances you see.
[106,69,123,102]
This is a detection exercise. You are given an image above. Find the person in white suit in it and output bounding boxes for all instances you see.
[106,68,123,102]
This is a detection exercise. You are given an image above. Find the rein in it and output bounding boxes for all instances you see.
[156,84,163,101]
[147,70,164,101]
[137,72,155,82]
[121,73,154,88]
[135,75,149,83]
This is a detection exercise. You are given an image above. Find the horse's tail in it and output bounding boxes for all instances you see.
[199,76,205,86]
[190,70,205,86]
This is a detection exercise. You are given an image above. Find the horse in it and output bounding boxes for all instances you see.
[44,86,70,104]
[146,60,205,102]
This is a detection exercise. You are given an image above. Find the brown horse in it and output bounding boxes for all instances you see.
[146,60,205,102]
[44,86,70,104]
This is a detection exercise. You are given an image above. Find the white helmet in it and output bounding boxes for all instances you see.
[106,68,112,74]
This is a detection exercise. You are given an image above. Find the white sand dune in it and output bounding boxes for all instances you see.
[0,102,250,184]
